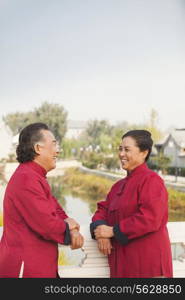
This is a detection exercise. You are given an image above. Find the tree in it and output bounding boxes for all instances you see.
[145,108,163,142]
[3,111,35,135]
[34,102,68,142]
[84,119,113,146]
[3,102,68,142]
[111,121,144,152]
[149,153,171,174]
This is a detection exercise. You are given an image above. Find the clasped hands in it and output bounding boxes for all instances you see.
[64,220,114,254]
[94,225,114,256]
[65,217,84,250]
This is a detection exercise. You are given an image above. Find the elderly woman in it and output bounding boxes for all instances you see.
[90,130,173,278]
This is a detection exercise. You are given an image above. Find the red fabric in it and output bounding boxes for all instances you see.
[0,161,68,278]
[92,163,173,278]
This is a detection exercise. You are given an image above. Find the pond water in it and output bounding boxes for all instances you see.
[48,174,104,266]
[61,194,92,225]
[51,188,100,267]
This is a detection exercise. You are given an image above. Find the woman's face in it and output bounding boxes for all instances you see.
[119,136,148,173]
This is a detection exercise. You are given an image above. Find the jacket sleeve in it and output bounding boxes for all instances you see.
[52,195,69,219]
[12,174,71,245]
[114,175,168,244]
[90,197,109,239]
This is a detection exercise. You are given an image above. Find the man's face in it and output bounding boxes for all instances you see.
[34,130,59,172]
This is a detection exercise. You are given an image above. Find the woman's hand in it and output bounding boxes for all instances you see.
[65,217,80,231]
[70,229,84,250]
[94,225,114,239]
[97,238,113,255]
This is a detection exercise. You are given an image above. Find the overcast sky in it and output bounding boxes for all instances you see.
[0,0,185,131]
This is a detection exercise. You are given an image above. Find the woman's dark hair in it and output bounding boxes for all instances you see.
[122,130,153,161]
[16,123,49,163]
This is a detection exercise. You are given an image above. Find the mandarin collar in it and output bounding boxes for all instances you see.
[23,161,47,177]
[127,162,148,178]
[116,163,148,195]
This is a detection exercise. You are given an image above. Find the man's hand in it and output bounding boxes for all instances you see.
[97,238,113,255]
[70,229,84,250]
[94,225,114,239]
[65,218,80,231]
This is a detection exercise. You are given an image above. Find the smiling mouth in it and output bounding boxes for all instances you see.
[121,159,127,163]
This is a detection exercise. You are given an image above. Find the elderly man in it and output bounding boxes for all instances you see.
[0,123,84,278]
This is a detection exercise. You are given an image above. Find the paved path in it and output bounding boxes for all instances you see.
[3,161,185,186]
[80,166,185,192]
[3,160,82,182]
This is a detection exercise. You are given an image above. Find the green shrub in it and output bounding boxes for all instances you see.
[167,167,185,177]
[103,155,120,170]
[62,167,114,199]
[82,152,104,169]
[168,188,185,221]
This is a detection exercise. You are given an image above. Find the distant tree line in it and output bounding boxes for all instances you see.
[3,102,67,143]
[4,103,170,172]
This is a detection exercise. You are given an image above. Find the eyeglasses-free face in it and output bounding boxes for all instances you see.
[34,130,60,172]
[119,136,148,173]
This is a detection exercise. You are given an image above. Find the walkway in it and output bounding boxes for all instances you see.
[3,160,82,182]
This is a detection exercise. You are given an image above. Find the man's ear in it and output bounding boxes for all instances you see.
[34,143,42,155]
[142,149,149,160]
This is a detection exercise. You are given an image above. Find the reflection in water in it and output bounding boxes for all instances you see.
[48,176,103,224]
[57,193,90,266]
[68,190,100,215]
[48,177,67,208]
[48,176,98,266]
[62,194,91,225]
